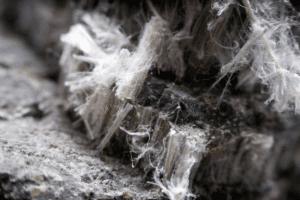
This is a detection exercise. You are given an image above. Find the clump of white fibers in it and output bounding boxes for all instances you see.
[59,12,173,140]
[149,123,208,200]
[59,13,130,139]
[115,16,169,101]
[120,125,158,168]
[120,121,208,200]
[210,0,300,114]
[245,0,300,113]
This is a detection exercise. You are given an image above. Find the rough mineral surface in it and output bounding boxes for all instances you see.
[0,114,163,200]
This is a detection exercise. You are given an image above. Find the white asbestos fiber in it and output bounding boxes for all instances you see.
[59,13,168,139]
[211,0,300,113]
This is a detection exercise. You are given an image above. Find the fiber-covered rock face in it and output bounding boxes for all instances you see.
[57,0,300,199]
[2,0,300,200]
